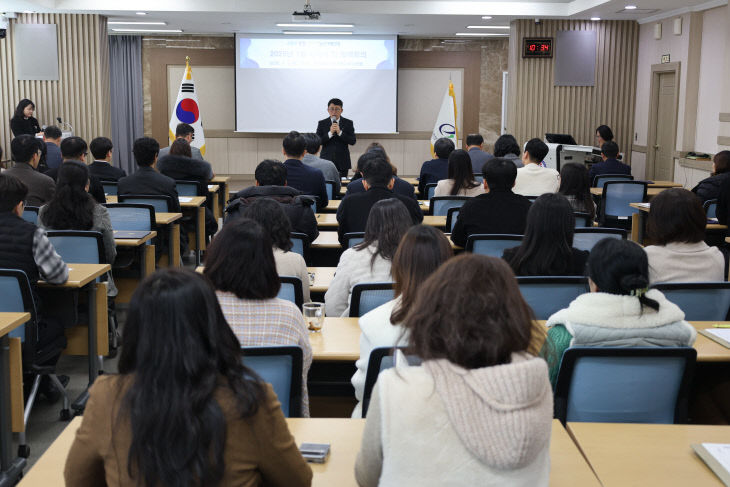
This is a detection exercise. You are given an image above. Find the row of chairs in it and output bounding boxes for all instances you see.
[102,180,207,198]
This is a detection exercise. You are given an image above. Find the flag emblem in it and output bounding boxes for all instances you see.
[176,99,199,124]
[169,57,206,156]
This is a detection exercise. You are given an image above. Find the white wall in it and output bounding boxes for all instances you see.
[695,6,727,154]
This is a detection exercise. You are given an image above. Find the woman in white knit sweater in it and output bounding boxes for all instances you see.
[351,225,452,417]
[325,199,415,317]
[644,188,724,283]
[355,255,552,486]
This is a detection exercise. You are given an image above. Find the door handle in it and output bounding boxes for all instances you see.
[653,145,660,150]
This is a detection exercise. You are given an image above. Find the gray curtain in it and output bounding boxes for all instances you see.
[109,35,143,175]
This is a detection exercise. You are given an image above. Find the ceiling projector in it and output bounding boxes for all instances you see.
[292,1,321,21]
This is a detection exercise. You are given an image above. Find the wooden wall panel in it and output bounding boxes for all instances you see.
[508,20,639,164]
[0,14,110,160]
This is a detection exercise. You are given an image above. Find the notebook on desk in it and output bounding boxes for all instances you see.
[699,328,730,349]
[179,196,193,203]
[113,230,151,240]
[692,443,730,486]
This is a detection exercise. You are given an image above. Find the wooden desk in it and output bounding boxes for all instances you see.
[312,231,460,250]
[17,417,81,486]
[649,180,684,188]
[38,264,109,412]
[155,212,182,268]
[207,184,221,220]
[568,422,730,486]
[308,267,335,293]
[692,322,730,362]
[630,203,727,243]
[551,420,602,486]
[211,175,230,216]
[113,231,157,304]
[310,317,360,361]
[113,230,156,247]
[324,199,429,212]
[591,186,666,198]
[315,213,445,229]
[0,312,29,479]
[180,196,207,266]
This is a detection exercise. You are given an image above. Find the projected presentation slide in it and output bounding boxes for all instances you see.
[235,34,398,134]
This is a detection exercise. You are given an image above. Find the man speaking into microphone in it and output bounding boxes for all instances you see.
[316,98,356,178]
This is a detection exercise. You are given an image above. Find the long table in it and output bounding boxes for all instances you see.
[315,213,445,229]
[629,203,727,243]
[311,231,460,250]
[324,199,430,213]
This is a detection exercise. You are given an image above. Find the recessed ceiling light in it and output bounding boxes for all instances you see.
[591,17,601,21]
[111,28,182,32]
[625,5,637,9]
[108,21,167,25]
[466,25,510,29]
[135,12,147,15]
[481,16,493,20]
[282,31,352,35]
[276,23,353,28]
[455,32,509,37]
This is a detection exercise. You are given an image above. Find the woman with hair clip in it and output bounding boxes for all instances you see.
[38,162,117,295]
[355,254,552,485]
[325,198,414,316]
[64,269,312,486]
[558,162,596,224]
[10,99,42,137]
[434,149,485,197]
[543,238,696,386]
[502,193,589,276]
[350,225,453,417]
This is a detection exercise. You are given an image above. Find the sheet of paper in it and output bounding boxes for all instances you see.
[702,444,730,473]
[207,185,214,191]
[634,202,651,208]
[702,328,730,348]
[179,197,193,203]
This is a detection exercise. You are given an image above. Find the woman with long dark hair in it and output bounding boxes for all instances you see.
[502,193,588,276]
[351,225,452,417]
[355,255,552,485]
[559,162,596,223]
[692,150,730,203]
[64,269,312,486]
[325,198,414,316]
[10,99,42,137]
[434,149,484,197]
[595,124,614,145]
[493,133,523,168]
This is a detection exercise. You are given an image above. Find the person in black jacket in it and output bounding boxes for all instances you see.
[44,137,106,204]
[692,151,730,204]
[10,99,42,137]
[451,157,532,248]
[345,145,416,199]
[316,98,356,178]
[226,159,319,243]
[336,153,423,246]
[88,137,126,182]
[118,137,181,214]
[418,137,454,197]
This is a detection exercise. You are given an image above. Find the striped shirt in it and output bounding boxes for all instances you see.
[32,227,68,284]
[216,291,312,416]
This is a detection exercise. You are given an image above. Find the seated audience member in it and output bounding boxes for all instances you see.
[5,134,55,206]
[0,174,69,399]
[645,188,724,283]
[64,269,312,486]
[46,137,106,204]
[559,162,596,224]
[543,238,696,385]
[159,122,204,160]
[88,137,126,181]
[43,125,63,170]
[692,151,730,204]
[241,198,311,302]
[351,225,452,417]
[327,199,414,317]
[355,254,552,486]
[503,194,589,276]
[588,141,631,185]
[418,137,454,196]
[118,137,181,213]
[451,158,532,247]
[513,138,559,196]
[337,154,423,245]
[204,222,312,416]
[226,159,318,242]
[38,163,117,295]
[345,146,415,199]
[302,132,341,195]
[493,134,524,168]
[465,133,493,174]
[595,124,614,146]
[35,137,50,173]
[282,131,328,209]
[434,149,485,197]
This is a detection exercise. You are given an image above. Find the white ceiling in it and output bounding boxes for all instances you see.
[2,0,727,36]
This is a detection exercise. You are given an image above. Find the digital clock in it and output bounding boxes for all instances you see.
[523,38,553,58]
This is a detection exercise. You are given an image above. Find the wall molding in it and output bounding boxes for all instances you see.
[632,144,647,153]
[718,136,730,146]
[637,0,727,24]
[678,158,713,171]
[719,113,730,122]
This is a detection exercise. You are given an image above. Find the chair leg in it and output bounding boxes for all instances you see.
[47,374,71,420]
[23,375,41,426]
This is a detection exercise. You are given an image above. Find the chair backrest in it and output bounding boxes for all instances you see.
[22,206,39,224]
[445,207,460,233]
[650,282,730,320]
[574,212,591,228]
[554,347,696,424]
[349,282,395,317]
[278,276,304,310]
[343,232,365,249]
[361,347,421,417]
[242,346,303,417]
[425,183,437,200]
[473,174,484,184]
[517,276,589,320]
[46,230,105,264]
[601,181,647,220]
[0,269,37,344]
[324,180,335,201]
[289,232,310,259]
[572,228,626,252]
[175,180,204,197]
[465,234,523,257]
[105,204,155,231]
[118,194,172,213]
[704,199,718,219]
[429,196,471,216]
[593,173,634,188]
[101,181,118,195]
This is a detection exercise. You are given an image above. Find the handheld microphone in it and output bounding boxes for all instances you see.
[56,117,62,124]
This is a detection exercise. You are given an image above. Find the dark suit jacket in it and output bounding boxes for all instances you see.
[4,162,55,207]
[451,190,532,247]
[88,160,126,182]
[316,117,356,174]
[335,186,423,245]
[418,158,449,196]
[588,158,632,185]
[117,166,181,213]
[345,176,416,199]
[157,154,213,185]
[283,159,328,209]
[45,160,106,204]
[468,147,493,174]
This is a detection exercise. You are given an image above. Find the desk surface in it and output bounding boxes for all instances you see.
[310,317,360,361]
[0,312,30,338]
[592,187,666,197]
[650,180,684,188]
[113,230,157,247]
[315,213,445,228]
[324,199,429,212]
[568,422,729,487]
[155,212,183,224]
[308,266,335,293]
[37,263,110,288]
[311,231,460,250]
[106,195,205,208]
[210,175,231,184]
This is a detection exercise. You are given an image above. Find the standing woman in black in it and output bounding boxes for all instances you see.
[10,99,42,137]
